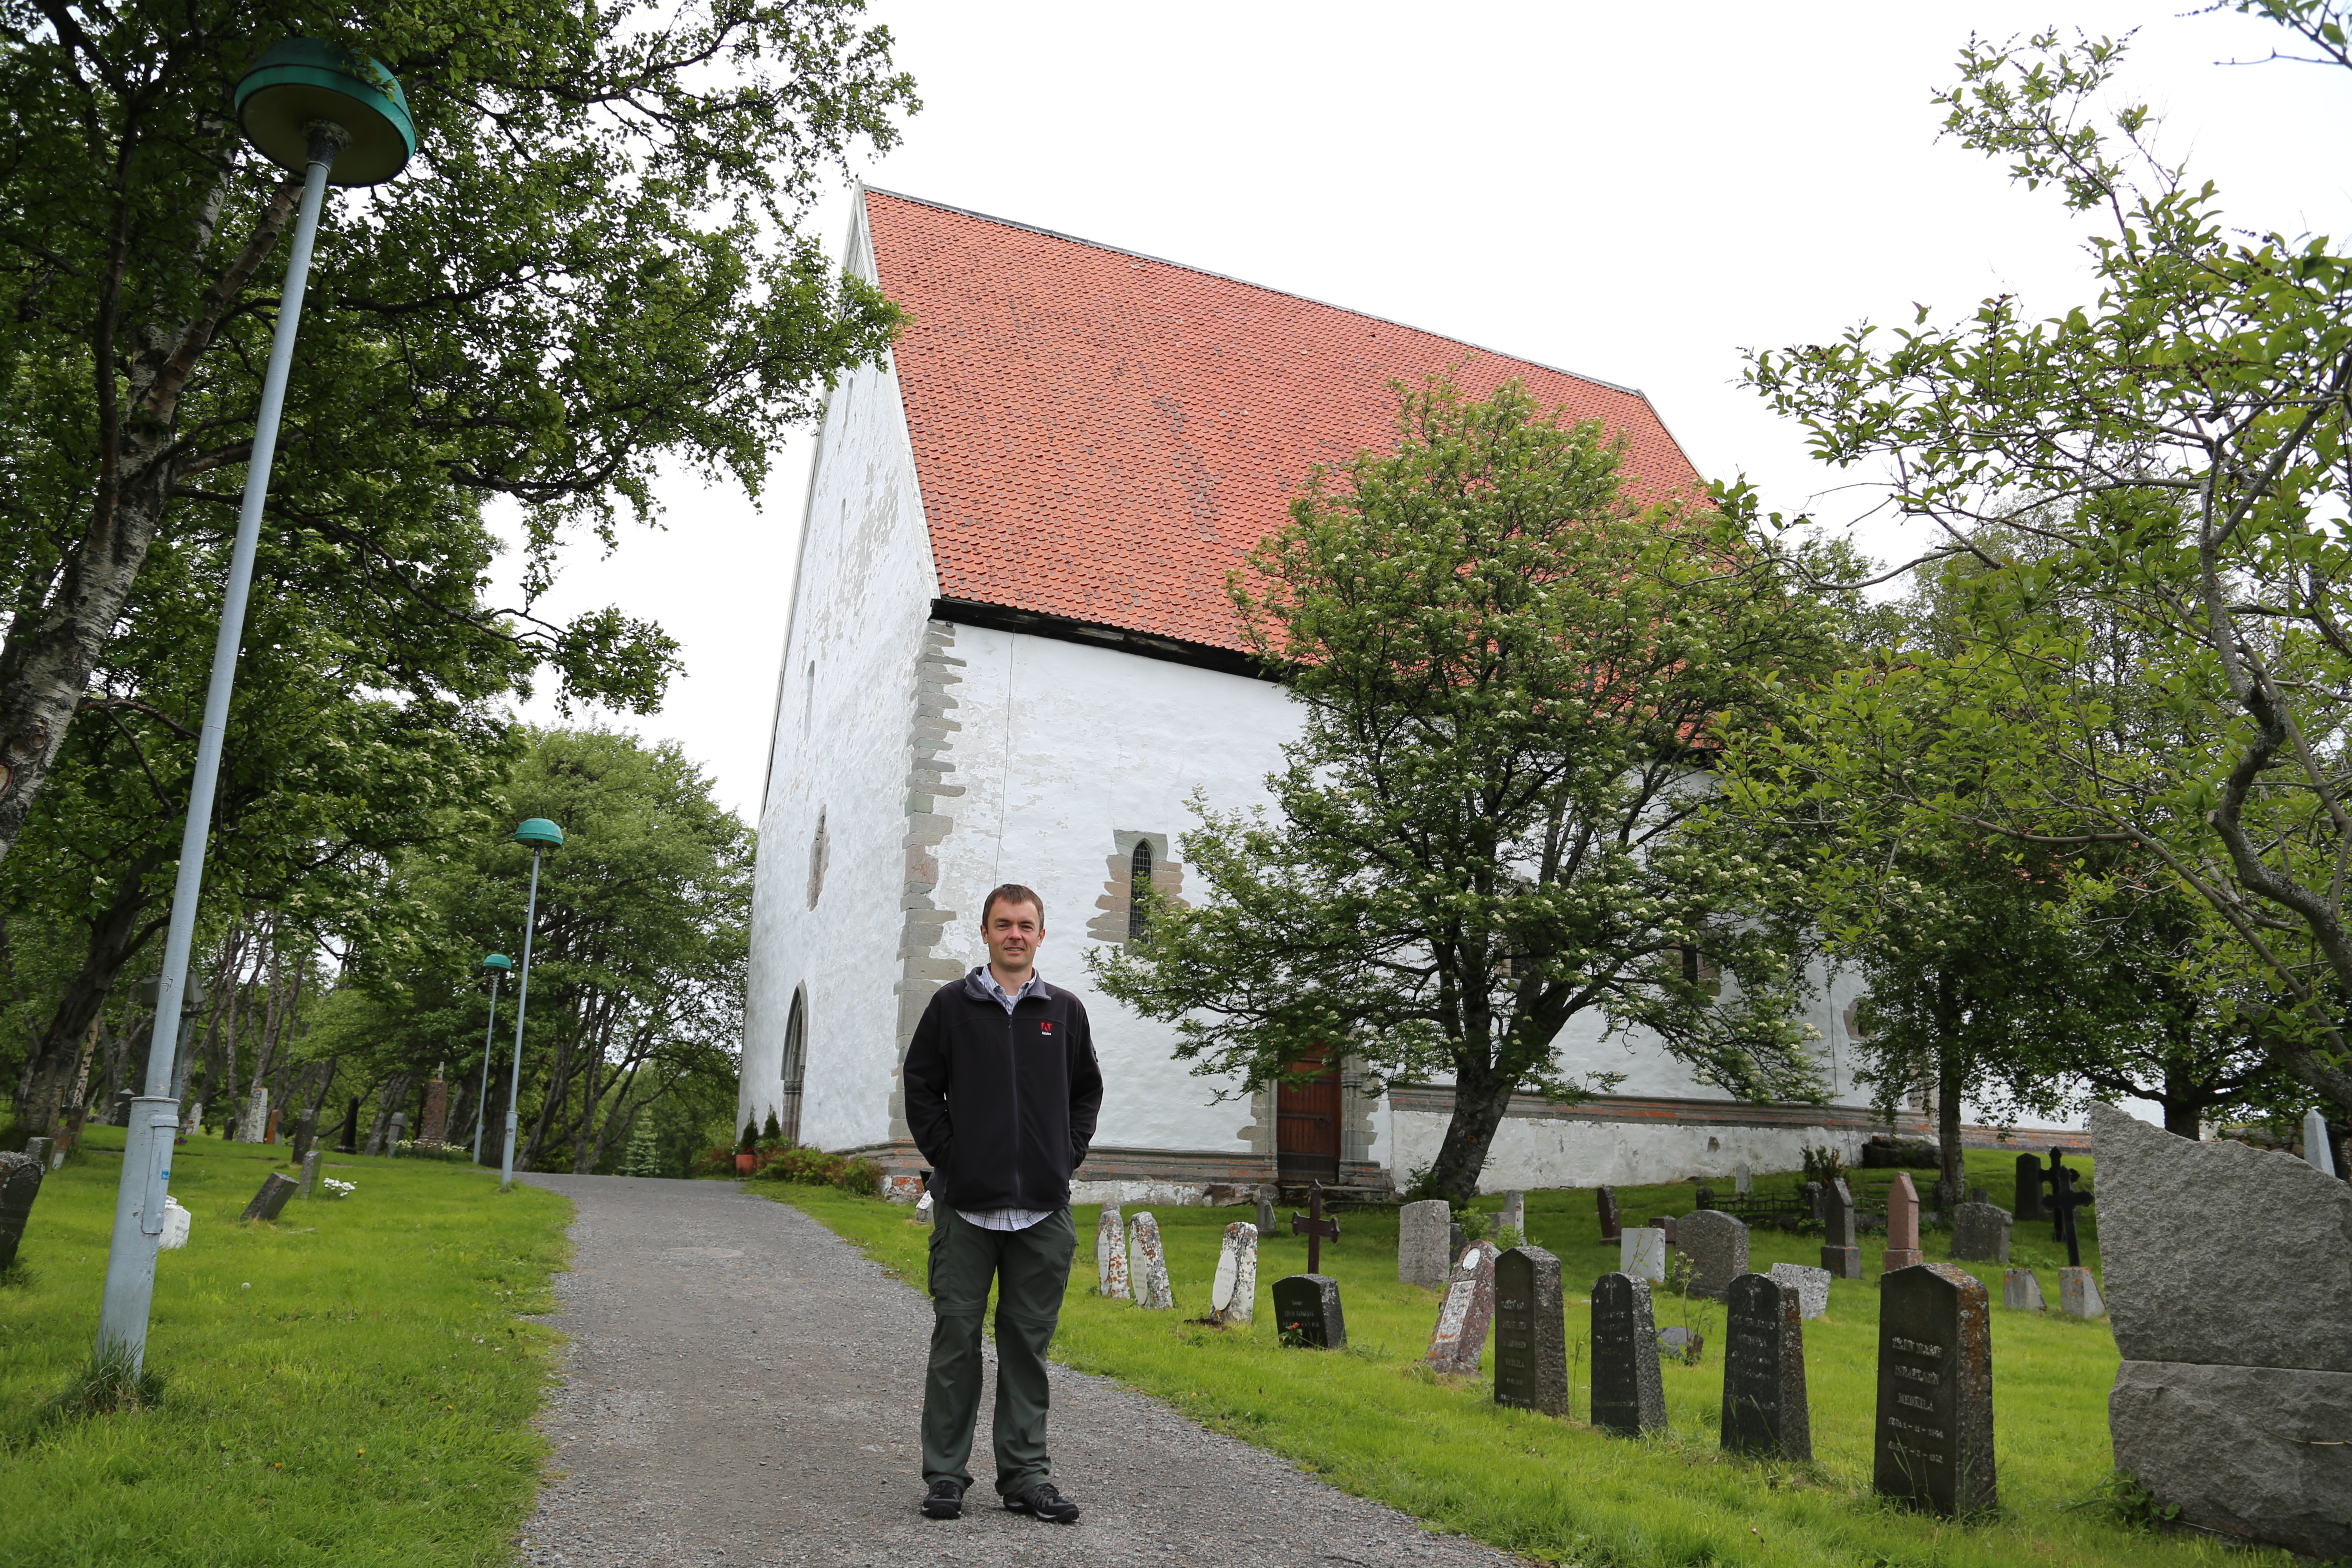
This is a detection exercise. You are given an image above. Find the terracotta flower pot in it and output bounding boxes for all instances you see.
[735,1152,755,1174]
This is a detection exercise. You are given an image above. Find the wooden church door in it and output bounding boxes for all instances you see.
[1276,1050,1341,1182]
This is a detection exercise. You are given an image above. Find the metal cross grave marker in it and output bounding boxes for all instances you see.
[1291,1178,1340,1274]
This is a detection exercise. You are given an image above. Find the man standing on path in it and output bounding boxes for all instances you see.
[902,883,1102,1525]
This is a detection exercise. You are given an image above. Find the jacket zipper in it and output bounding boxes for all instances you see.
[1007,1004,1023,1208]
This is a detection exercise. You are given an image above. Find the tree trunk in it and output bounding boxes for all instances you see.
[15,850,168,1131]
[1427,1053,1518,1204]
[1937,1038,1966,1205]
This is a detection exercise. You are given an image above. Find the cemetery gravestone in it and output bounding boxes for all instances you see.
[1491,1246,1567,1416]
[1398,1198,1451,1288]
[1821,1178,1861,1279]
[1769,1261,1830,1320]
[0,1151,44,1271]
[1127,1212,1173,1309]
[1881,1173,1924,1271]
[2093,1102,2352,1558]
[184,1101,203,1137]
[914,1191,934,1228]
[2003,1268,2046,1311]
[1948,1201,2012,1263]
[111,1089,132,1126]
[1734,1163,1752,1197]
[1802,1180,1824,1225]
[1211,1221,1259,1325]
[290,1109,317,1165]
[264,1107,282,1145]
[2304,1106,2337,1175]
[1499,1190,1526,1239]
[23,1136,50,1167]
[1256,1195,1276,1239]
[1723,1272,1811,1461]
[2058,1267,2105,1319]
[239,1171,299,1224]
[1271,1273,1345,1348]
[1874,1262,1996,1516]
[1656,1325,1702,1364]
[298,1151,322,1197]
[239,1085,270,1143]
[1589,1271,1667,1437]
[2012,1151,2045,1223]
[336,1097,359,1154]
[1675,1209,1749,1299]
[422,1078,450,1146]
[1694,1186,1715,1211]
[387,1111,408,1152]
[1449,1220,1466,1262]
[1596,1184,1620,1241]
[1096,1204,1128,1298]
[1425,1240,1501,1374]
[1619,1226,1666,1283]
[1646,1214,1678,1246]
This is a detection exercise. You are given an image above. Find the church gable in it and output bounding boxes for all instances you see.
[864,187,1706,656]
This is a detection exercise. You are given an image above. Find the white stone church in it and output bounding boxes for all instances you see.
[738,187,1911,1201]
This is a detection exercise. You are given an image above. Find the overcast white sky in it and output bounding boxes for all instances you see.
[493,1,2351,822]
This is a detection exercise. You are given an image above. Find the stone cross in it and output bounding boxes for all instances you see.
[1498,1190,1526,1239]
[1210,1220,1258,1325]
[2012,1151,2045,1223]
[1769,1261,1830,1320]
[2002,1267,2046,1311]
[1619,1226,1666,1283]
[1271,1272,1345,1348]
[1948,1201,2012,1264]
[2304,1107,2338,1176]
[1424,1240,1500,1374]
[1874,1261,1995,1515]
[0,1151,44,1271]
[1397,1196,1449,1287]
[299,1150,323,1198]
[1491,1246,1567,1416]
[1734,1163,1752,1197]
[1723,1272,1811,1461]
[1595,1184,1620,1241]
[239,1170,300,1224]
[1096,1203,1129,1298]
[1291,1179,1340,1277]
[1881,1172,1924,1271]
[1675,1209,1749,1299]
[1821,1178,1861,1279]
[1127,1211,1173,1309]
[2043,1152,2093,1266]
[1589,1271,1668,1437]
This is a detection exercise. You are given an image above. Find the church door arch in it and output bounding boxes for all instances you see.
[1275,1047,1341,1183]
[778,986,807,1145]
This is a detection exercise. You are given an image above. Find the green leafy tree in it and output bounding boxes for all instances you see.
[1742,6,2352,1115]
[0,0,914,867]
[1092,380,1854,1202]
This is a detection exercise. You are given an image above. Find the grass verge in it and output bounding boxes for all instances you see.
[760,1149,2286,1568]
[0,1124,573,1567]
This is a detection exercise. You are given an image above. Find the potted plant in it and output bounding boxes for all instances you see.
[735,1116,758,1175]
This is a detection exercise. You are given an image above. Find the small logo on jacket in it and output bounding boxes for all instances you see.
[1039,1021,1053,1033]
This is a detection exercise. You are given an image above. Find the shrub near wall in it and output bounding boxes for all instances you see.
[731,1144,882,1194]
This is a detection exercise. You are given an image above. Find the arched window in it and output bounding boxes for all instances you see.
[1128,840,1153,939]
[778,986,807,1145]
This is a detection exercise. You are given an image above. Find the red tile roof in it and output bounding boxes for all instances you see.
[865,188,1707,655]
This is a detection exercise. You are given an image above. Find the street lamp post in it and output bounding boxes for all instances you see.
[501,819,564,1191]
[472,954,512,1164]
[94,42,416,1373]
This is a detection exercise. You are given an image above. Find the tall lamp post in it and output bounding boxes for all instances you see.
[501,819,564,1191]
[472,954,512,1164]
[95,41,416,1373]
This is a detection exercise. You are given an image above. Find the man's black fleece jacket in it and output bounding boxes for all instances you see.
[902,968,1104,1212]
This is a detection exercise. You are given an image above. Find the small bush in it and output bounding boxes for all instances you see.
[747,1144,882,1194]
[1800,1144,1846,1186]
[691,1146,741,1177]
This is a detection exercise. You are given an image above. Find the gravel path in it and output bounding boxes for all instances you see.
[513,1174,1524,1568]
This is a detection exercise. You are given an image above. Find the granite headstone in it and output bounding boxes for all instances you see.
[2058,1266,2104,1318]
[1272,1274,1345,1349]
[1596,1185,1620,1241]
[1769,1261,1830,1320]
[1646,1215,1678,1247]
[1734,1163,1752,1197]
[1398,1198,1452,1288]
[1498,1190,1526,1239]
[1821,1178,1861,1279]
[0,1151,43,1271]
[1491,1246,1567,1416]
[298,1150,322,1198]
[1426,1240,1500,1374]
[239,1170,299,1223]
[2002,1267,2046,1311]
[1873,1262,1995,1516]
[1881,1173,1924,1270]
[1723,1272,1811,1460]
[2012,1151,2044,1222]
[1589,1271,1667,1437]
[1675,1209,1749,1299]
[290,1109,318,1166]
[1948,1201,2012,1263]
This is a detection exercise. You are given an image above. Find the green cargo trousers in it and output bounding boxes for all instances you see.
[921,1202,1076,1499]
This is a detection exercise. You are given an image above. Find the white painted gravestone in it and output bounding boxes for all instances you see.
[1211,1220,1258,1326]
[2093,1102,2352,1558]
[1398,1198,1451,1288]
[914,1191,933,1228]
[1096,1203,1128,1298]
[1499,1190,1526,1239]
[1619,1226,1666,1283]
[157,1194,191,1250]
[238,1085,270,1143]
[1127,1211,1174,1309]
[1675,1209,1748,1298]
[1768,1261,1830,1320]
[2305,1106,2338,1175]
[1424,1240,1500,1374]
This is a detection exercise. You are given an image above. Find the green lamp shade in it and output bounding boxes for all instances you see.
[234,40,416,187]
[513,818,565,848]
[481,953,513,973]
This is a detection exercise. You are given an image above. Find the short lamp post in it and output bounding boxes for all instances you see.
[472,954,512,1165]
[95,41,416,1374]
[501,819,564,1191]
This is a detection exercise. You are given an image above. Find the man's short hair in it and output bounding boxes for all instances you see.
[981,883,1044,926]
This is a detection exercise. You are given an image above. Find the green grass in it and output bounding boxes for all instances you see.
[763,1150,2287,1568]
[0,1124,573,1567]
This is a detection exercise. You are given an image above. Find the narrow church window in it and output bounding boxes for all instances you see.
[807,807,829,909]
[801,662,815,736]
[778,986,807,1145]
[1128,840,1152,938]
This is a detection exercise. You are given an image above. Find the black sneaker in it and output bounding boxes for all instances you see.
[1005,1482,1081,1523]
[921,1479,965,1519]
